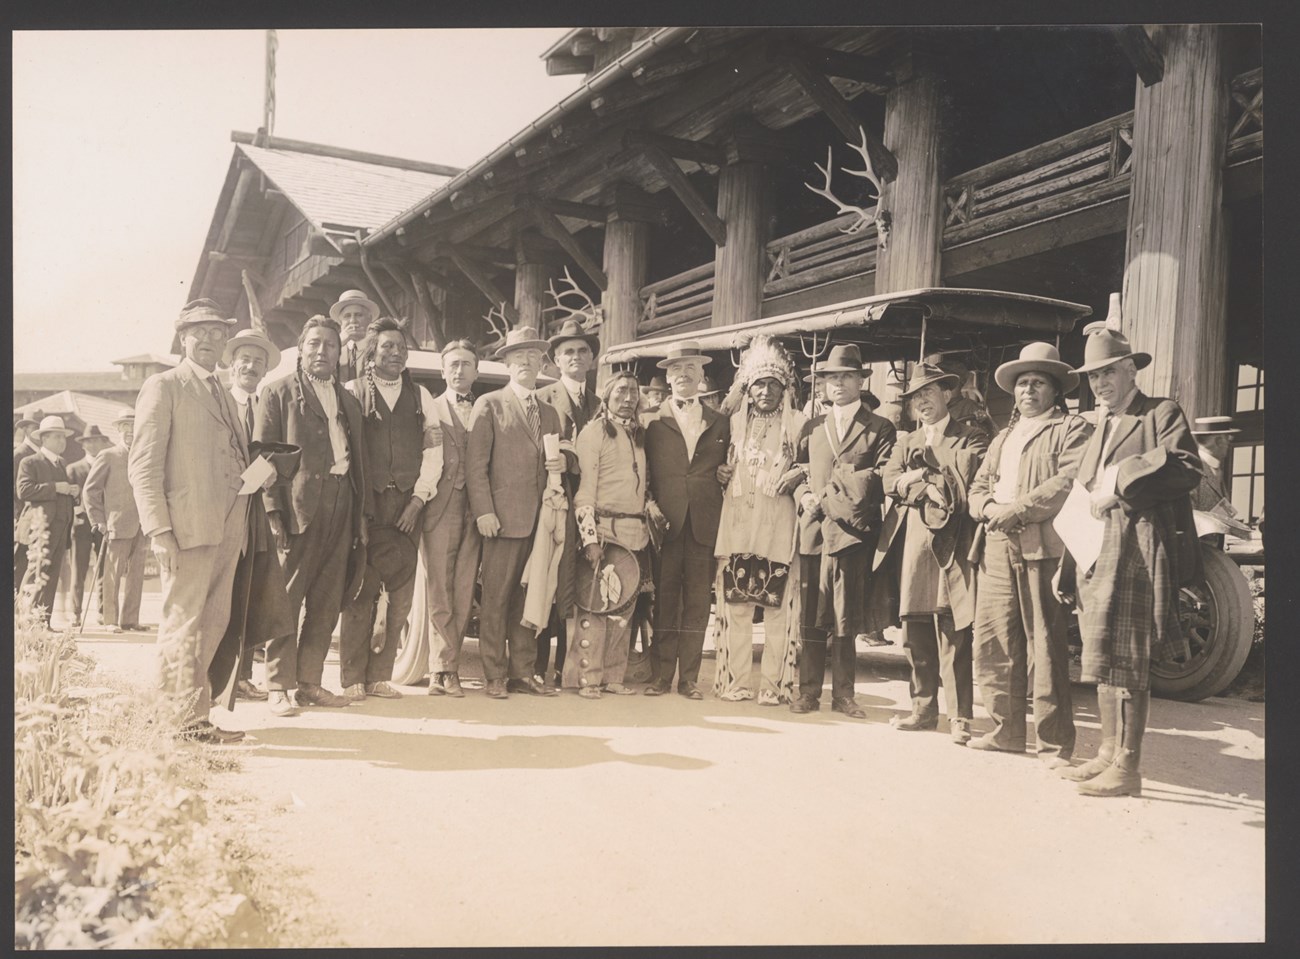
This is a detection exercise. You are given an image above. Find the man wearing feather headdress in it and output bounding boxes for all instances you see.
[711,336,806,704]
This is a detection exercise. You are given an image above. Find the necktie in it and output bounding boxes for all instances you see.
[524,394,541,444]
[244,400,255,439]
[456,393,472,406]
[675,398,696,410]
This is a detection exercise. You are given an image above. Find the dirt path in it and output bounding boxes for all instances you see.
[75,596,1264,948]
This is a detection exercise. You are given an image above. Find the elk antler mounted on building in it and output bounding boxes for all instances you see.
[804,126,891,248]
[479,301,512,359]
[543,266,604,336]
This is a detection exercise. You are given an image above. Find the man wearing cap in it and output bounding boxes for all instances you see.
[639,376,669,425]
[644,341,731,699]
[223,325,282,700]
[257,315,368,713]
[1055,322,1201,798]
[339,316,443,702]
[790,344,896,718]
[1189,416,1242,518]
[882,361,989,743]
[967,343,1092,764]
[65,425,114,627]
[422,339,483,697]
[16,415,80,625]
[698,377,723,413]
[330,290,381,384]
[129,299,252,744]
[467,326,564,699]
[532,319,603,687]
[84,411,149,634]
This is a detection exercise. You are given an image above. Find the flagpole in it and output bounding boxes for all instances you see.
[263,29,278,137]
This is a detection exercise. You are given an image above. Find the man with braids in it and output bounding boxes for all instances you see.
[339,317,443,702]
[967,343,1091,764]
[256,315,368,713]
[711,336,806,705]
[566,370,654,698]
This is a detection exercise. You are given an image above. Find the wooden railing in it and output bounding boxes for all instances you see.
[1227,66,1262,163]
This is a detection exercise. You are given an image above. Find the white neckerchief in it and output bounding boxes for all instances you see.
[922,413,951,448]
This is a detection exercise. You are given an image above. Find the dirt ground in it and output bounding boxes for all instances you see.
[69,589,1265,947]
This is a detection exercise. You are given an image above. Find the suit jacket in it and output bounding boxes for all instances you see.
[14,438,40,522]
[128,363,249,550]
[15,452,76,547]
[82,445,141,540]
[256,372,368,537]
[422,390,473,531]
[644,402,730,547]
[536,379,601,466]
[466,386,561,539]
[66,457,95,530]
[795,406,897,556]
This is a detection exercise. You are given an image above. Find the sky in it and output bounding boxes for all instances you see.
[12,28,582,372]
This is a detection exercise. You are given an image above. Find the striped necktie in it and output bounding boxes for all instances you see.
[524,394,541,444]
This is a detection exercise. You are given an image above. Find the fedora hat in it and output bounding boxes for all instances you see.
[112,410,135,428]
[699,376,721,397]
[656,341,712,369]
[1190,416,1241,437]
[31,415,76,438]
[813,343,867,374]
[15,411,40,430]
[644,375,669,395]
[994,341,1079,395]
[223,327,282,370]
[1071,327,1151,374]
[175,298,236,332]
[329,290,380,324]
[77,424,112,445]
[899,362,961,397]
[493,326,551,359]
[247,440,302,482]
[362,525,419,592]
[547,319,601,356]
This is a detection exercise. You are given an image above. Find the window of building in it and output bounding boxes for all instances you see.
[1230,364,1264,522]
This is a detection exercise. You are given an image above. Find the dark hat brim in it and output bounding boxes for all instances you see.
[899,372,961,397]
[994,359,1080,395]
[547,330,601,355]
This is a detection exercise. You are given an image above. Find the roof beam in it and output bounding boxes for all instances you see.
[445,245,519,324]
[1112,26,1165,87]
[623,130,725,168]
[783,53,898,183]
[546,54,594,76]
[231,130,462,177]
[530,205,609,290]
[635,143,728,247]
[786,41,894,95]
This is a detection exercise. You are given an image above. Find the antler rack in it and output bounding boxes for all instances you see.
[479,301,512,358]
[543,266,603,334]
[804,125,886,238]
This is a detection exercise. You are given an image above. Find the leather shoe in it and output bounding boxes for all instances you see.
[507,677,558,697]
[789,696,821,714]
[267,691,299,717]
[891,712,938,731]
[950,718,973,745]
[644,680,671,697]
[969,734,1026,753]
[365,681,402,699]
[236,679,269,702]
[678,682,703,700]
[427,674,448,695]
[182,721,245,745]
[295,683,350,708]
[831,697,866,719]
[442,673,465,698]
[485,678,509,700]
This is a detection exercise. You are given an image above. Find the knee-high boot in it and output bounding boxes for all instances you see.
[1078,687,1148,798]
[1059,684,1121,781]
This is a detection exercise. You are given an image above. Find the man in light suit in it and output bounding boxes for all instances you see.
[83,411,149,633]
[129,299,252,745]
[16,415,80,625]
[466,326,564,699]
[533,318,602,687]
[257,315,369,714]
[644,342,731,699]
[423,339,483,697]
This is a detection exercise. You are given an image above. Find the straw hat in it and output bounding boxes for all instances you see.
[223,327,282,370]
[31,415,76,438]
[1190,416,1241,437]
[656,341,712,369]
[994,342,1079,395]
[493,326,551,359]
[329,290,381,324]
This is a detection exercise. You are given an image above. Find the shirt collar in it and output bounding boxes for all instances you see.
[40,446,60,464]
[508,380,534,401]
[834,399,862,423]
[229,384,254,406]
[182,356,217,382]
[560,375,586,398]
[1102,385,1139,417]
[924,413,952,440]
[1199,447,1223,472]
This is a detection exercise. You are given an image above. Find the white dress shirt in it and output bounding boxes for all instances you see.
[831,399,862,445]
[922,413,952,448]
[992,409,1055,504]
[668,393,705,460]
[308,376,351,475]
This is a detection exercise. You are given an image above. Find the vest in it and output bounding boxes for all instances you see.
[366,381,422,494]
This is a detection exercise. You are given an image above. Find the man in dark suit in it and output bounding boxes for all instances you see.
[466,326,564,699]
[16,415,80,625]
[644,342,731,699]
[791,345,897,717]
[13,410,43,586]
[423,340,483,697]
[257,315,368,713]
[65,425,114,626]
[533,318,602,687]
[83,411,148,633]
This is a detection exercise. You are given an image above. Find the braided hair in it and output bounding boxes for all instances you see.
[293,315,342,405]
[357,317,424,434]
[1004,371,1068,430]
[598,370,644,446]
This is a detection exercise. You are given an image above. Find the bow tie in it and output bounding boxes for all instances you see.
[454,393,472,406]
[674,397,698,410]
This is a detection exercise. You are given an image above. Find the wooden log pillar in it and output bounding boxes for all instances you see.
[1122,24,1230,419]
[602,217,649,349]
[513,251,551,333]
[711,161,768,327]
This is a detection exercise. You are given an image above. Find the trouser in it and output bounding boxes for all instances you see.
[102,531,148,627]
[798,553,856,700]
[155,497,248,723]
[267,475,352,690]
[70,521,101,619]
[22,523,72,625]
[902,612,973,721]
[14,541,29,590]
[424,489,482,675]
[534,608,569,679]
[338,487,419,688]
[974,534,1076,757]
[653,532,716,687]
[477,534,535,682]
[563,611,633,689]
[717,600,791,697]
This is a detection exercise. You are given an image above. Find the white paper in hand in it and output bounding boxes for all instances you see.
[1052,480,1106,574]
[239,455,275,495]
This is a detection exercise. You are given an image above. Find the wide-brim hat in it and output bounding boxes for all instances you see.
[31,415,76,438]
[656,341,712,369]
[175,298,237,332]
[247,441,302,482]
[1071,327,1151,374]
[812,343,866,374]
[494,326,551,359]
[643,376,669,394]
[1191,416,1241,436]
[363,525,418,590]
[899,362,961,398]
[547,319,601,356]
[15,412,40,429]
[112,410,135,428]
[77,424,112,445]
[329,290,381,324]
[223,327,282,370]
[994,341,1080,395]
[574,541,644,616]
[699,376,721,397]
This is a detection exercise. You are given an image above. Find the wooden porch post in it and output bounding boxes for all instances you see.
[514,232,551,332]
[1122,24,1230,419]
[602,218,649,349]
[711,161,768,327]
